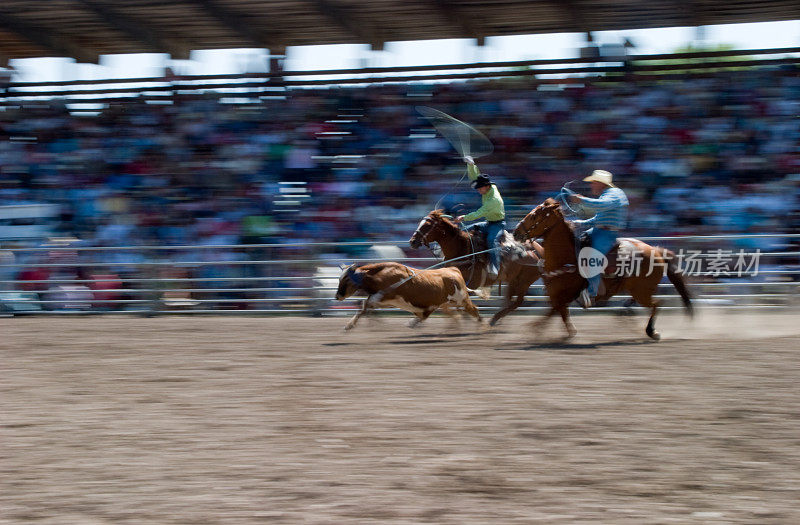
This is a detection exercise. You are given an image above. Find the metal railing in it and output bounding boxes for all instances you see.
[0,233,797,316]
[2,46,799,106]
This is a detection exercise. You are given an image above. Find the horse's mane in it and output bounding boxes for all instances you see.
[429,209,468,238]
[520,198,577,240]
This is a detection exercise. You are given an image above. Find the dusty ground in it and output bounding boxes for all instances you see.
[2,311,800,524]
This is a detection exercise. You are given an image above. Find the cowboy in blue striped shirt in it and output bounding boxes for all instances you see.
[569,170,629,308]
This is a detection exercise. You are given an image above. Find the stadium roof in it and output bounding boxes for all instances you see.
[1,0,799,64]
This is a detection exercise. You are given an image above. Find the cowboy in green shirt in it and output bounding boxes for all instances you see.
[455,156,506,279]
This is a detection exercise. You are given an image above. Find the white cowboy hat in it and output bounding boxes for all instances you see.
[583,169,616,187]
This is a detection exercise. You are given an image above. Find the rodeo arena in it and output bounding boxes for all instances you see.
[3,1,800,523]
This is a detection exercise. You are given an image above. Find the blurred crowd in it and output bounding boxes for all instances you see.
[2,69,800,245]
[1,67,799,310]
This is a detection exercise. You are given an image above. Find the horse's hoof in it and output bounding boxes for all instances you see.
[648,330,661,341]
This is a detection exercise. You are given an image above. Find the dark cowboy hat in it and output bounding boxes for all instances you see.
[471,174,493,189]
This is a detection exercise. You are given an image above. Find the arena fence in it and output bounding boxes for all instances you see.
[1,233,798,317]
[2,46,799,108]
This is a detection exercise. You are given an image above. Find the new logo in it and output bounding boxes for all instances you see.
[578,247,608,278]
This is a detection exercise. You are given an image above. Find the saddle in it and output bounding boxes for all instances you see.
[467,223,511,267]
[466,223,490,264]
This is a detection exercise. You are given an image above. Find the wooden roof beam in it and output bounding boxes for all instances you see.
[306,0,383,49]
[76,0,192,59]
[430,0,484,45]
[676,0,707,27]
[0,11,98,63]
[194,0,278,49]
[553,0,590,34]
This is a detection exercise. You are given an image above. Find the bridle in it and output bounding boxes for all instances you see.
[515,205,581,280]
[516,205,560,241]
[412,214,481,287]
[412,216,440,248]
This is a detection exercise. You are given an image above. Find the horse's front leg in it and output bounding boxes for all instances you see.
[530,306,557,333]
[490,278,524,327]
[557,304,576,340]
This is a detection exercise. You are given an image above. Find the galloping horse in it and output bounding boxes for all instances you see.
[510,198,692,340]
[410,210,543,326]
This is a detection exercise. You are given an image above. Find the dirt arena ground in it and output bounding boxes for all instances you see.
[2,311,800,524]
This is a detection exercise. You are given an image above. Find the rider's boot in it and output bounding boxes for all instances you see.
[579,289,593,309]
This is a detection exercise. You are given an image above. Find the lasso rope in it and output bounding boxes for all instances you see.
[556,181,582,218]
[555,181,588,259]
[372,247,498,302]
[430,185,481,289]
[433,166,468,211]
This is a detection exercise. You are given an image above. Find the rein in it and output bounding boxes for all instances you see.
[414,215,482,288]
[461,223,479,288]
[541,263,576,278]
[517,211,558,242]
[515,206,580,280]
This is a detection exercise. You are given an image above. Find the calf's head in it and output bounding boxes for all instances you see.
[335,264,362,300]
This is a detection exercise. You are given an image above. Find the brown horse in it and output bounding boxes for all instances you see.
[509,198,692,340]
[410,210,543,326]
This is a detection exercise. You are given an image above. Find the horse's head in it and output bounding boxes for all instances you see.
[513,198,564,241]
[409,210,454,249]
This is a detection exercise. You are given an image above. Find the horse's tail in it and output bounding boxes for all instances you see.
[664,248,693,317]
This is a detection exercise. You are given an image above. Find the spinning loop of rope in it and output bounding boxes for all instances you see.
[411,107,497,288]
[556,180,582,218]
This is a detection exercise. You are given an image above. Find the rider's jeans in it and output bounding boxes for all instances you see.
[586,227,617,297]
[474,220,506,272]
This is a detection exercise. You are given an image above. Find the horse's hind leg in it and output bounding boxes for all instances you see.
[645,302,660,340]
[631,287,661,340]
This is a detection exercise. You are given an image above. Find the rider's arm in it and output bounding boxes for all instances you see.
[463,202,490,222]
[576,190,624,213]
[466,162,480,181]
[464,188,503,222]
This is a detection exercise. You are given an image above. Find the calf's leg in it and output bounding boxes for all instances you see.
[345,296,374,331]
[408,306,437,328]
[461,297,482,324]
